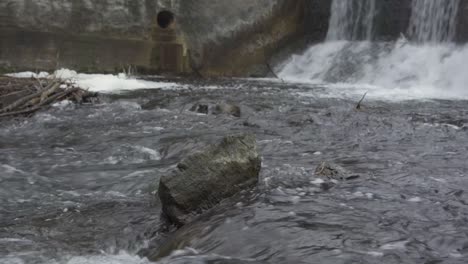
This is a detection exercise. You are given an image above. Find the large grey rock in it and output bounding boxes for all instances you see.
[158,134,261,225]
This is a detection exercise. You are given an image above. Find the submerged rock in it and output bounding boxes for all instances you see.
[211,103,241,117]
[189,102,241,117]
[189,103,209,114]
[158,134,261,225]
[314,162,360,190]
[315,162,349,181]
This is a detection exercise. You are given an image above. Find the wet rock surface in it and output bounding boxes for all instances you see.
[314,161,361,190]
[158,134,261,225]
[190,102,241,117]
[315,161,355,181]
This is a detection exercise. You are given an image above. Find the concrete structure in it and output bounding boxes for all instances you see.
[3,0,468,77]
[0,0,306,77]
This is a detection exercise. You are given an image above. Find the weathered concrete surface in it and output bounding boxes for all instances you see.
[176,0,306,76]
[0,0,156,39]
[0,0,158,73]
[0,29,153,73]
[302,0,413,42]
[374,0,412,41]
[0,0,306,76]
[7,0,467,75]
[304,0,332,43]
[158,134,261,226]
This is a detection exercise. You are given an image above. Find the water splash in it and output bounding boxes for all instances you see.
[278,0,467,100]
[279,40,468,100]
[327,0,377,41]
[408,0,460,42]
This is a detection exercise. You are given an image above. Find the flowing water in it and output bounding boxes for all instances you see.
[327,0,377,41]
[279,0,467,97]
[408,0,460,42]
[3,1,468,264]
[0,77,468,263]
[1,78,468,264]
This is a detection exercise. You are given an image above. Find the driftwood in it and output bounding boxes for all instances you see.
[0,76,98,119]
[265,61,284,83]
[356,92,368,110]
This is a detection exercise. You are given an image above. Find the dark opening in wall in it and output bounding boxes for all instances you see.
[157,10,175,29]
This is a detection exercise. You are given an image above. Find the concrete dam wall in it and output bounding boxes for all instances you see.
[0,0,306,76]
[2,0,468,77]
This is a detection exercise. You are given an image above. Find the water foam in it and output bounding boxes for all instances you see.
[279,40,468,100]
[5,69,178,93]
[64,252,151,264]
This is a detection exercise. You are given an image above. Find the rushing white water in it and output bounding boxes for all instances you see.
[327,0,377,40]
[279,40,468,100]
[279,0,467,100]
[408,0,460,42]
[0,252,151,264]
[6,69,178,93]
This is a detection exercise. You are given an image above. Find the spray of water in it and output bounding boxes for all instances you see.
[279,0,467,100]
[279,40,468,99]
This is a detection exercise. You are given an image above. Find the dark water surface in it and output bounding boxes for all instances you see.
[1,78,468,263]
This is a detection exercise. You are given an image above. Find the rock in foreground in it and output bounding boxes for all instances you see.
[158,134,261,226]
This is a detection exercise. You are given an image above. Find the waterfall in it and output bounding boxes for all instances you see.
[278,0,468,100]
[408,0,460,42]
[326,0,377,41]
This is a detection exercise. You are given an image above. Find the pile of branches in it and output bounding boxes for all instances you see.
[0,76,98,118]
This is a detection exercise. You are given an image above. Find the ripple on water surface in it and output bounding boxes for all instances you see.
[1,79,468,263]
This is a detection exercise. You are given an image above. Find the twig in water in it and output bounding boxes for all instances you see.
[265,61,284,83]
[356,92,368,110]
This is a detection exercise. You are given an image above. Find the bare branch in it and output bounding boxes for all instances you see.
[356,92,368,110]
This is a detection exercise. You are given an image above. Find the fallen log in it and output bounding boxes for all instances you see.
[0,76,98,119]
[0,80,60,113]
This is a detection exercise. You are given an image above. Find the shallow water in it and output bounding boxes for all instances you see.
[1,78,468,263]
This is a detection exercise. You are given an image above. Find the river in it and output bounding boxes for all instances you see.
[1,76,468,263]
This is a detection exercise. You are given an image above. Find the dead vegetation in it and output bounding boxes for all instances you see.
[0,76,98,119]
[356,92,368,110]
